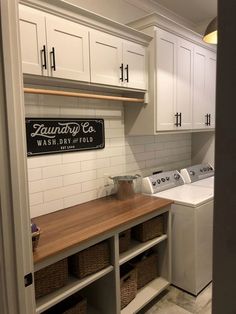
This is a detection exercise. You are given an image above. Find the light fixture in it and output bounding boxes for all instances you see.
[203,17,217,44]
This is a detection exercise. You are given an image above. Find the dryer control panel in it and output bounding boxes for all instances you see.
[142,170,185,194]
[180,163,214,183]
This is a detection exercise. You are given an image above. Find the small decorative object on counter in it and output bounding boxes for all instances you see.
[34,258,68,298]
[130,250,158,289]
[119,229,131,253]
[132,215,164,242]
[69,241,110,279]
[31,222,40,251]
[42,293,87,314]
[109,174,141,200]
[120,263,137,309]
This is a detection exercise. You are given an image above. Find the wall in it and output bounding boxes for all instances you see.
[66,0,198,30]
[25,91,191,218]
[191,132,215,166]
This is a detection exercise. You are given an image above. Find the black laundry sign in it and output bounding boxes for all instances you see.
[26,118,105,156]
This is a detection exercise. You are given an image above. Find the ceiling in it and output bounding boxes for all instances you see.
[151,0,217,24]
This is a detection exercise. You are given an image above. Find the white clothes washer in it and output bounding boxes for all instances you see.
[142,170,213,295]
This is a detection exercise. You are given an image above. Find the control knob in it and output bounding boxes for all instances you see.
[161,178,166,182]
[174,173,180,180]
[190,170,195,176]
[157,179,161,184]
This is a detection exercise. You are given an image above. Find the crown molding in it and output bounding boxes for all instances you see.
[124,0,199,32]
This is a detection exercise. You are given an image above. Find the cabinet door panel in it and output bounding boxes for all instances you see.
[123,42,147,90]
[156,29,177,131]
[46,16,90,82]
[19,5,47,75]
[193,46,207,129]
[90,30,122,86]
[206,52,216,128]
[176,39,193,130]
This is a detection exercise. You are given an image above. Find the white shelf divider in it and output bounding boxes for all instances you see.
[119,234,168,265]
[36,266,113,314]
[121,277,170,314]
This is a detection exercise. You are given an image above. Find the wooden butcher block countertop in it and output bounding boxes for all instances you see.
[32,194,172,265]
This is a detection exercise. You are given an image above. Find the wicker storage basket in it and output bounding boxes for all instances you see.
[43,293,86,314]
[132,215,164,242]
[34,258,68,299]
[119,229,131,253]
[120,264,137,309]
[130,251,158,289]
[69,241,110,279]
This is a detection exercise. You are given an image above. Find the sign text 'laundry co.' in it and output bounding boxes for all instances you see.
[25,118,105,156]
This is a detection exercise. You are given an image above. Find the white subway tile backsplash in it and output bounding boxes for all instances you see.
[63,170,97,186]
[28,155,62,169]
[29,192,43,206]
[63,190,97,208]
[26,94,192,218]
[28,168,42,182]
[44,184,82,202]
[29,177,63,194]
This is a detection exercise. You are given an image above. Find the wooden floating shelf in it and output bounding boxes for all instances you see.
[23,87,145,103]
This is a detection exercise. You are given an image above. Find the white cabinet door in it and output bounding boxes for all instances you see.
[46,16,90,82]
[156,29,177,131]
[193,46,208,129]
[123,41,147,90]
[90,30,123,86]
[19,5,47,75]
[193,46,216,130]
[205,51,216,128]
[176,38,193,130]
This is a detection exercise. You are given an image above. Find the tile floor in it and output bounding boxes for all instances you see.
[139,283,212,314]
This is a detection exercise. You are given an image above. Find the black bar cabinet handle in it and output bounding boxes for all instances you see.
[125,64,129,82]
[50,47,56,71]
[209,114,211,126]
[120,63,124,82]
[175,112,179,126]
[205,114,209,126]
[179,112,182,127]
[41,45,47,70]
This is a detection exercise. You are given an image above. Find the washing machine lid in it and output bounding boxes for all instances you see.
[190,176,214,189]
[152,184,213,207]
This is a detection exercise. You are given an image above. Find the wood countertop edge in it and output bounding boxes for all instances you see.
[33,195,173,265]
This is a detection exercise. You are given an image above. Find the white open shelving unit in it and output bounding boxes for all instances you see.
[34,207,171,314]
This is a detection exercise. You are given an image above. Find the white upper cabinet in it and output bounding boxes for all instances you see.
[123,41,147,90]
[19,6,46,75]
[125,13,216,135]
[90,31,123,86]
[19,4,150,90]
[205,51,216,129]
[193,46,216,129]
[90,30,147,90]
[19,6,90,82]
[176,38,194,130]
[155,29,193,132]
[46,16,90,82]
[156,29,177,131]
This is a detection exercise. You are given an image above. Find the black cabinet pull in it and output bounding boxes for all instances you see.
[175,112,179,126]
[179,112,182,127]
[205,114,209,126]
[120,63,124,82]
[209,114,211,126]
[125,64,129,82]
[50,47,56,71]
[41,45,47,70]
